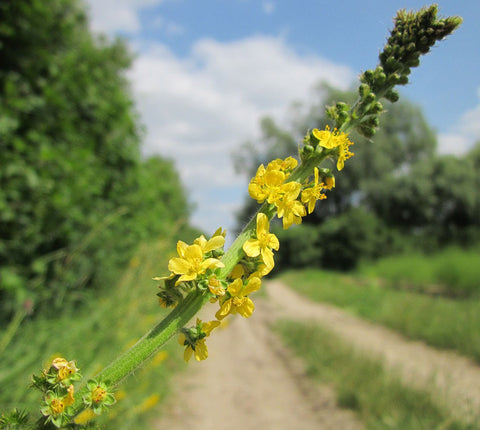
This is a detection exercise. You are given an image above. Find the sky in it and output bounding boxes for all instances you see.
[84,0,480,239]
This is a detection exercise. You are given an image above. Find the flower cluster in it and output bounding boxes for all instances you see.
[32,356,115,428]
[248,148,344,229]
[327,6,462,137]
[158,128,354,363]
[32,357,82,427]
[155,228,226,308]
[157,214,282,361]
[311,126,354,171]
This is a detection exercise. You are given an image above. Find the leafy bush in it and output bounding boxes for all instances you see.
[273,208,398,271]
[0,0,191,323]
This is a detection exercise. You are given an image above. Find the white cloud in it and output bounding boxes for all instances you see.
[438,88,480,155]
[437,133,472,156]
[128,35,354,236]
[84,0,166,34]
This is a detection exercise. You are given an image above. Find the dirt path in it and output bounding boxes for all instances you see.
[154,291,362,430]
[267,280,480,424]
[155,281,480,429]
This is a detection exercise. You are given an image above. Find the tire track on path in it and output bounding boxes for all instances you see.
[267,280,480,424]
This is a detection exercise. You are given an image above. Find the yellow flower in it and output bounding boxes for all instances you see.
[267,156,298,172]
[243,213,279,269]
[207,274,225,296]
[178,319,220,362]
[275,182,306,229]
[215,277,261,320]
[228,264,245,280]
[312,125,354,170]
[248,166,286,204]
[324,174,335,190]
[194,234,225,254]
[301,167,327,214]
[247,157,298,204]
[251,262,273,279]
[49,398,65,415]
[168,244,224,285]
[337,139,354,171]
[64,385,75,407]
[52,357,78,382]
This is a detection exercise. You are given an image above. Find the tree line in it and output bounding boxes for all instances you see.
[0,0,194,323]
[234,83,480,271]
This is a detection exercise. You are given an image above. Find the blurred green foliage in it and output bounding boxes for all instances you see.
[359,246,480,298]
[0,239,186,429]
[0,0,191,323]
[235,84,480,270]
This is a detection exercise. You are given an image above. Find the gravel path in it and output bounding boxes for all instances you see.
[154,280,480,428]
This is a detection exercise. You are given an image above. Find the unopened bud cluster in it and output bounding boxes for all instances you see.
[327,5,461,138]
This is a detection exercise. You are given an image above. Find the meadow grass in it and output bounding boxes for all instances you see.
[359,247,480,298]
[0,238,185,429]
[276,320,476,430]
[279,267,480,363]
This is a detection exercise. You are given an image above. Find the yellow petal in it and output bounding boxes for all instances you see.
[168,257,192,275]
[243,239,260,257]
[256,213,269,235]
[202,320,220,336]
[194,235,208,249]
[183,244,203,261]
[237,297,255,318]
[204,235,225,253]
[194,340,208,361]
[184,346,193,362]
[243,277,261,296]
[227,278,243,296]
[176,240,188,258]
[229,264,245,279]
[261,247,275,269]
[201,258,224,270]
[267,233,280,250]
[215,299,232,320]
[178,333,186,346]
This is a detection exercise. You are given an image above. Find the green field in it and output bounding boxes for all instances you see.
[278,249,480,363]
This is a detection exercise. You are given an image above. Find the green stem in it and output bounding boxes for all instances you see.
[68,142,330,423]
[70,288,210,417]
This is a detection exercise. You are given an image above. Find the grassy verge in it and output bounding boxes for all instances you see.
[0,239,185,429]
[278,269,480,363]
[276,320,475,430]
[359,247,480,298]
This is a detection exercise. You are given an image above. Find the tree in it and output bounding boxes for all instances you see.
[0,0,191,321]
[366,146,480,247]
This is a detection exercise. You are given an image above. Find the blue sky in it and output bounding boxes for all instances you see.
[85,0,480,238]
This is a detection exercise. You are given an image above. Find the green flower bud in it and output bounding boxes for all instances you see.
[384,89,400,103]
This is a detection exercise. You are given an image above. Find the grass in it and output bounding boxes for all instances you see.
[0,238,186,429]
[359,247,480,298]
[276,320,476,430]
[278,267,480,363]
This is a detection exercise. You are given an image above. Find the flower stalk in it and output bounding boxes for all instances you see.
[5,5,461,429]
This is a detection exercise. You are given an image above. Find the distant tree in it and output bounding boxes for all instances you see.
[0,0,191,321]
[366,144,480,247]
